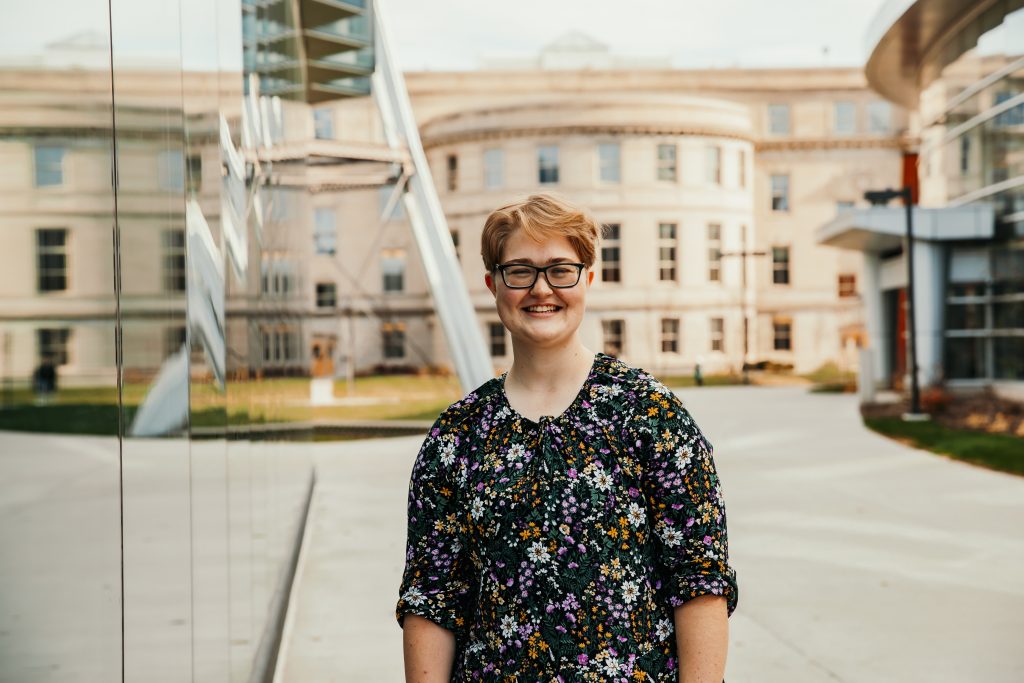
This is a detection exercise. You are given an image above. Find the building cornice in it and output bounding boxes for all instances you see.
[423,124,755,150]
[755,137,905,152]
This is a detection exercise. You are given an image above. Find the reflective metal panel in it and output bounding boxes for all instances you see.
[0,3,123,679]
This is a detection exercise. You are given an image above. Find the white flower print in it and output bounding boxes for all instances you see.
[506,443,526,461]
[621,580,639,605]
[500,615,517,638]
[657,522,684,547]
[602,655,621,676]
[402,586,425,607]
[674,444,693,471]
[439,439,457,466]
[627,502,645,527]
[527,541,550,564]
[470,497,485,520]
[655,618,672,641]
[590,468,613,492]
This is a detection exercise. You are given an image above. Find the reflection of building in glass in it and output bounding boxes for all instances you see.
[819,1,1024,391]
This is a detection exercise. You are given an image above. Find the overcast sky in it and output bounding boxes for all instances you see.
[379,0,892,71]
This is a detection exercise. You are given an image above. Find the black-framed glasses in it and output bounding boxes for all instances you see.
[495,262,586,289]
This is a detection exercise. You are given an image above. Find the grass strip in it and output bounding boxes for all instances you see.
[864,417,1024,477]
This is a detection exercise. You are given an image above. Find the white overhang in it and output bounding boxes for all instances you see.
[816,204,995,252]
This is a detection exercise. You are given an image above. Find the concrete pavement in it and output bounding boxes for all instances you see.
[278,386,1024,682]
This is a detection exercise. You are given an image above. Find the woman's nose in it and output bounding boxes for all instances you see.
[530,272,554,294]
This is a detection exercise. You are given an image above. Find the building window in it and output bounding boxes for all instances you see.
[37,328,71,366]
[598,142,621,183]
[867,101,891,133]
[162,229,186,292]
[838,273,857,298]
[602,319,624,357]
[773,319,792,351]
[737,149,746,188]
[710,317,724,352]
[186,154,202,194]
[34,145,65,187]
[707,223,722,283]
[260,256,295,298]
[261,327,300,364]
[157,150,185,191]
[381,248,405,293]
[382,322,406,359]
[313,108,334,139]
[772,246,790,285]
[484,148,504,189]
[36,228,68,292]
[538,145,559,184]
[601,223,621,283]
[767,103,790,135]
[706,145,721,185]
[771,173,790,211]
[450,229,460,261]
[378,183,405,221]
[661,318,680,353]
[657,143,677,181]
[658,222,677,282]
[489,322,506,357]
[994,91,1024,127]
[446,154,458,192]
[314,207,337,255]
[834,101,856,135]
[316,282,337,308]
[960,135,970,176]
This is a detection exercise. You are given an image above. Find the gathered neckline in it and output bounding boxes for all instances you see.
[498,352,606,426]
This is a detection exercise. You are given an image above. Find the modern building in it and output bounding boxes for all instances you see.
[818,0,1024,392]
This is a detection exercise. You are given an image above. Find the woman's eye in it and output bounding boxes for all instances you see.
[508,267,533,277]
[550,267,572,276]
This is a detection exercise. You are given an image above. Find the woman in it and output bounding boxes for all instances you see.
[397,193,738,682]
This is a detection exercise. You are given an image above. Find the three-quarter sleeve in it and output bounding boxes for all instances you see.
[396,414,472,635]
[626,377,739,616]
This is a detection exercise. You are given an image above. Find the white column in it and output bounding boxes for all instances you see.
[911,240,946,387]
[861,251,887,387]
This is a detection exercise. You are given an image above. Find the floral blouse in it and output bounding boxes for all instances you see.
[396,352,738,682]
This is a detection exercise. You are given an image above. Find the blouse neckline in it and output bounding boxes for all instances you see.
[498,352,605,426]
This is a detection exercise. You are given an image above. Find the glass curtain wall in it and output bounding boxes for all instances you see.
[0,0,348,679]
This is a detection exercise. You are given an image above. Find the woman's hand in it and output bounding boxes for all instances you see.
[674,595,729,683]
[403,614,456,683]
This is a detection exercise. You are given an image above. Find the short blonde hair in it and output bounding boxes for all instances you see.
[480,193,600,273]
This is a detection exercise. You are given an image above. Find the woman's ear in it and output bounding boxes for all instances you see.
[485,271,496,296]
[587,269,595,285]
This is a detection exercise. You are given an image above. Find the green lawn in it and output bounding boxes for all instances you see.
[864,417,1024,476]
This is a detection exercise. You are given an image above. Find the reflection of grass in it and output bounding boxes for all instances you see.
[0,373,463,435]
[864,417,1024,476]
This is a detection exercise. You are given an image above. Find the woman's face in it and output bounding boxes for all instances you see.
[484,230,594,351]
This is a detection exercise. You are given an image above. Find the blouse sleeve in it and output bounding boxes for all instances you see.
[626,377,739,616]
[395,413,471,635]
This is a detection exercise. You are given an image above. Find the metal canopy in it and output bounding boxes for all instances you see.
[816,204,995,252]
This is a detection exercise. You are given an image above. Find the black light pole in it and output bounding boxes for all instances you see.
[864,186,925,418]
[720,225,767,385]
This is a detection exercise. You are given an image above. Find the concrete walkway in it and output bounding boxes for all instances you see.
[278,386,1024,682]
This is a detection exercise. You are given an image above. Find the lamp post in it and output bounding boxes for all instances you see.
[720,223,767,385]
[863,186,927,420]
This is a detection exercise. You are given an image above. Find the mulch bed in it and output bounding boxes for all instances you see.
[861,389,1024,438]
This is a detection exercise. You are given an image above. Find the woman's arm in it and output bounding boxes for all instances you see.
[403,615,456,683]
[674,595,728,683]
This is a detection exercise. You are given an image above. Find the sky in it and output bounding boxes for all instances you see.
[379,0,892,71]
[1,0,893,71]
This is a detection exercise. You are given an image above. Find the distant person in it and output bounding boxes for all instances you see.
[397,193,738,681]
[32,357,57,404]
[694,359,705,387]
